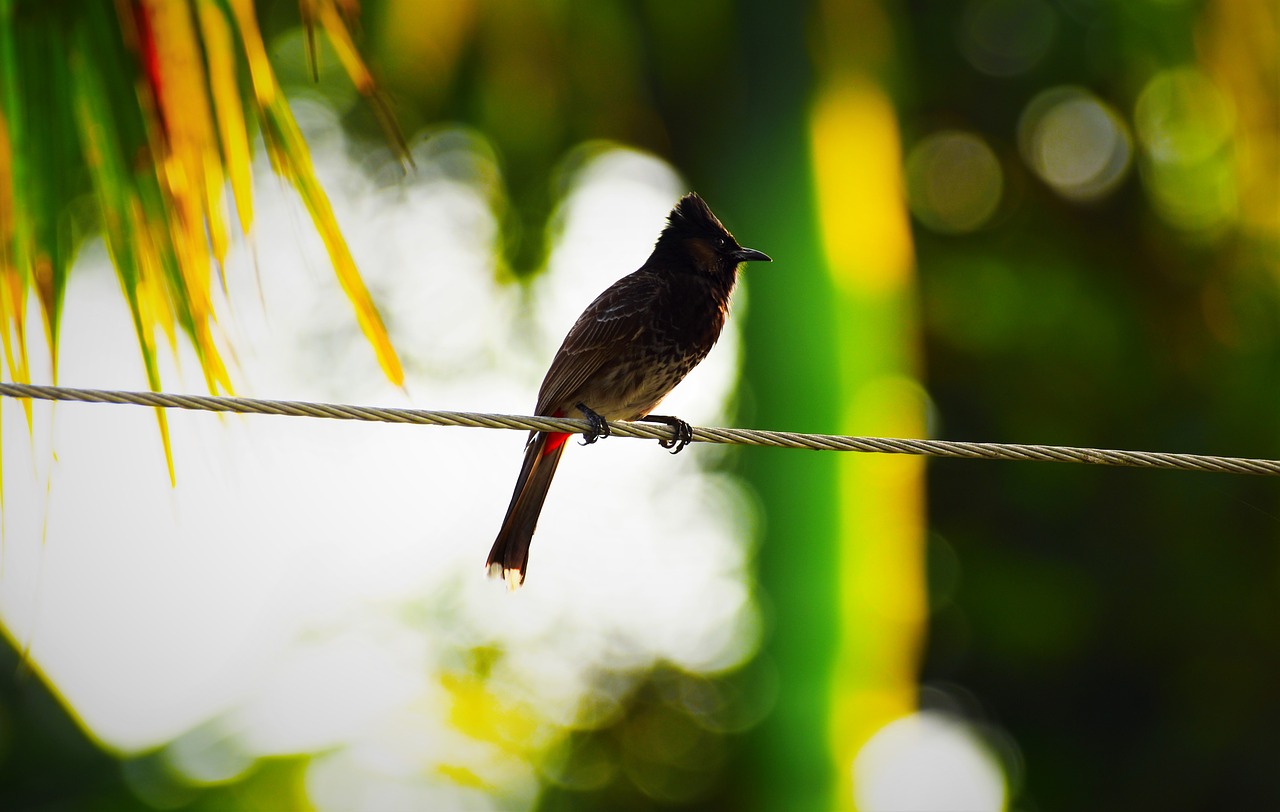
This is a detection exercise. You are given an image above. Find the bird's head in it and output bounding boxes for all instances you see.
[654,193,771,280]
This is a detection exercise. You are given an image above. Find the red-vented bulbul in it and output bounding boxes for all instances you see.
[486,193,769,587]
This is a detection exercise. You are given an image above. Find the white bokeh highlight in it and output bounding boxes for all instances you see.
[0,115,757,811]
[1018,86,1132,203]
[854,711,1007,812]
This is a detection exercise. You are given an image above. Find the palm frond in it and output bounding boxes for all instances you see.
[0,0,408,480]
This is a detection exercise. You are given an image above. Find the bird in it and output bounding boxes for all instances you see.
[486,193,770,588]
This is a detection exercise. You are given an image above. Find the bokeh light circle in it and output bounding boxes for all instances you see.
[1135,67,1234,165]
[854,711,1007,812]
[1018,86,1132,202]
[905,131,1004,234]
[959,0,1057,77]
[1134,68,1239,232]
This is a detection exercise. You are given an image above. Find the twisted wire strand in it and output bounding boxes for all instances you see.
[1,381,1277,476]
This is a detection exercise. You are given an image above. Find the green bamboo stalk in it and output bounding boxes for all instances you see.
[718,4,843,808]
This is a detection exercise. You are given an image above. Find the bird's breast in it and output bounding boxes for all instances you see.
[590,282,730,420]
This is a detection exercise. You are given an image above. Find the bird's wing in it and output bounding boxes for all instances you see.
[535,270,658,416]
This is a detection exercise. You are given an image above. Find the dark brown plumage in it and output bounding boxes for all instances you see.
[486,193,770,587]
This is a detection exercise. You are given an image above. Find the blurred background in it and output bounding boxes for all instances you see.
[1,1,1277,810]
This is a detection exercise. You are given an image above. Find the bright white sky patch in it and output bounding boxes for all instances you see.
[0,115,757,810]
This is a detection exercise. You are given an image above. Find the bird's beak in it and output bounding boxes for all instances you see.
[733,247,771,264]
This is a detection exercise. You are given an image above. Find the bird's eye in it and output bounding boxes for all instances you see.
[717,237,728,248]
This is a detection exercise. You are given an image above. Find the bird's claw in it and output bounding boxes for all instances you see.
[648,415,693,454]
[577,403,611,446]
[660,420,693,454]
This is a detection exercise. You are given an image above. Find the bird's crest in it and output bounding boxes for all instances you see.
[663,193,732,243]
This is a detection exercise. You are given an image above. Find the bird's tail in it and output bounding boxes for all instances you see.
[486,431,570,588]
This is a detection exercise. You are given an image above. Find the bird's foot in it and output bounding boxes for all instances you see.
[642,414,694,454]
[577,403,611,445]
